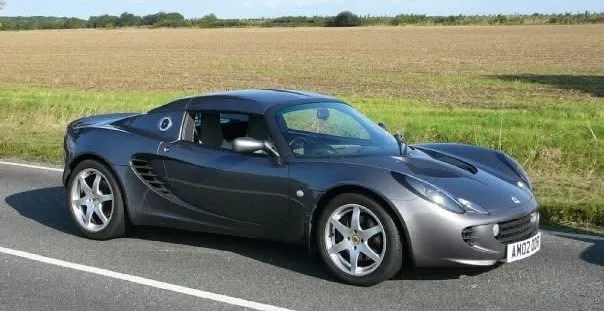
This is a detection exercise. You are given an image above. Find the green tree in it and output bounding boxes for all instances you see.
[88,15,120,28]
[119,12,142,27]
[0,1,5,29]
[200,13,218,23]
[329,11,361,27]
[193,13,219,27]
[142,12,186,27]
[64,17,87,29]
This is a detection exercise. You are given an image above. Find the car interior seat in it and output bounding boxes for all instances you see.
[199,113,226,148]
[247,115,269,141]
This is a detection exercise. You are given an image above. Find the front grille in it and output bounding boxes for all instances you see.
[462,227,478,246]
[496,214,538,244]
[131,157,174,198]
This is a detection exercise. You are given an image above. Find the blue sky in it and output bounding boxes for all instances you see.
[2,0,603,19]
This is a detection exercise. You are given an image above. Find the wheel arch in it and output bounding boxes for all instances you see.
[66,153,113,183]
[307,184,415,266]
[66,153,131,225]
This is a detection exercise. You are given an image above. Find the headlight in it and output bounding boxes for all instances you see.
[400,175,465,214]
[457,198,489,215]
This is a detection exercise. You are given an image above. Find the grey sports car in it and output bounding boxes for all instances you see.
[63,89,540,286]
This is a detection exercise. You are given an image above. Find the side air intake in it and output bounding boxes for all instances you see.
[131,157,174,198]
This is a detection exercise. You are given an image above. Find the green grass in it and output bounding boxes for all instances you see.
[0,83,602,229]
[0,85,177,162]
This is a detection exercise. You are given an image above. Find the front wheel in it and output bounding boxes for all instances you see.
[67,160,127,240]
[317,193,403,286]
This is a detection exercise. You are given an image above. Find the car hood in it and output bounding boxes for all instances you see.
[330,148,533,213]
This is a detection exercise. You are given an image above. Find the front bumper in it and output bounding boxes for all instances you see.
[394,197,539,267]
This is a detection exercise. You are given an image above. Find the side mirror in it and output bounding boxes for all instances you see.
[233,137,264,153]
[233,137,281,159]
[378,122,388,130]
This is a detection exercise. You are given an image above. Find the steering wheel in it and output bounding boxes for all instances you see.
[289,136,310,150]
[289,136,338,156]
[311,145,338,156]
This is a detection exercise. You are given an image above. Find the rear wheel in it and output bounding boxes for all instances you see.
[67,160,127,240]
[316,193,403,286]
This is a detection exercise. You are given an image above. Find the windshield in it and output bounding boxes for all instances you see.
[275,102,401,158]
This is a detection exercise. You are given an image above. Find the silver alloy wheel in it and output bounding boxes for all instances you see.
[324,204,386,276]
[70,168,114,232]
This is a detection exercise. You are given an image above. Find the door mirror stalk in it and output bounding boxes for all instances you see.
[263,141,281,159]
[233,137,282,163]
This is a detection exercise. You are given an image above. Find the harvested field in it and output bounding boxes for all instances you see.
[0,25,602,100]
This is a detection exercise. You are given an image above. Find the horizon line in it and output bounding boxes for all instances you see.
[1,10,603,20]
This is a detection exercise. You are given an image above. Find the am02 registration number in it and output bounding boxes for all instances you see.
[506,232,541,263]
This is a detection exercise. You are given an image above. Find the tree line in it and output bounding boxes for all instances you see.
[1,11,602,31]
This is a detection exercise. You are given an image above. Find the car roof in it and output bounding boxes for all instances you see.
[149,89,343,115]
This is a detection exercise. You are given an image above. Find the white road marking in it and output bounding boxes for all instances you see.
[0,161,63,172]
[0,246,294,311]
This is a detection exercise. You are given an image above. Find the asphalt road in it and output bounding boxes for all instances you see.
[0,161,602,311]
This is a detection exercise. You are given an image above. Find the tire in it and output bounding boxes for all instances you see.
[66,159,127,240]
[316,193,403,286]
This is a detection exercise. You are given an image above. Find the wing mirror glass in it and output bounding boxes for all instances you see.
[233,137,280,159]
[317,108,330,121]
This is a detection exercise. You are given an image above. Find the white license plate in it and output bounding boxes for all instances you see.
[506,232,541,263]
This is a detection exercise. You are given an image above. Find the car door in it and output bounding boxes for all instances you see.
[159,112,291,236]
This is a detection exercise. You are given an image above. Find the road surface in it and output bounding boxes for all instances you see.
[0,161,602,310]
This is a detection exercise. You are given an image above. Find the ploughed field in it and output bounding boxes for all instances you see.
[0,25,602,227]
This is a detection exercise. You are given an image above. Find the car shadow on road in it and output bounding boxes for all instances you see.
[130,225,335,281]
[4,186,555,282]
[132,225,509,282]
[574,236,603,266]
[4,186,80,235]
[542,224,603,267]
[5,186,337,281]
[395,265,501,281]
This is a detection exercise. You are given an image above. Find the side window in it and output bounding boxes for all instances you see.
[186,111,270,153]
[282,108,370,139]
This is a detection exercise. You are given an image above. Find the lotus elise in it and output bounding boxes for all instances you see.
[63,89,540,286]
